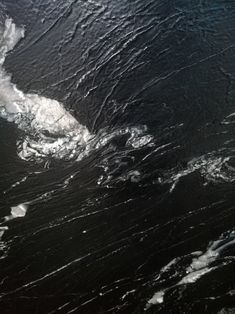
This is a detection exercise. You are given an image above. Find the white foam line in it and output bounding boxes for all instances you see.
[0,252,92,298]
[0,226,8,241]
[0,202,29,260]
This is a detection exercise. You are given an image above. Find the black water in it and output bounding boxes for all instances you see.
[0,1,235,313]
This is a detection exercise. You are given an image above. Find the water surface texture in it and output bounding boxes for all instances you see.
[0,1,235,313]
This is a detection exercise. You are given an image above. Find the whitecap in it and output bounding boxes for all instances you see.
[146,230,235,308]
[0,18,92,162]
[10,203,28,218]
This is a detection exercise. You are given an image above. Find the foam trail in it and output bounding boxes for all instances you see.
[0,203,29,260]
[0,18,91,161]
[0,226,8,259]
[146,230,235,309]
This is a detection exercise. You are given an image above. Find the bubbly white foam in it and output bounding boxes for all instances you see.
[0,226,8,241]
[0,18,91,162]
[147,291,164,306]
[10,203,28,218]
[0,203,29,259]
[0,18,154,164]
[164,154,234,193]
[4,203,28,221]
[0,18,25,65]
[0,226,9,259]
[146,231,235,308]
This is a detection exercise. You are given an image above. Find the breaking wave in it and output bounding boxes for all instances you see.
[0,18,153,163]
[0,18,92,161]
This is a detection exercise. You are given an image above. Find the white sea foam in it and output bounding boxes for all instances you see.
[10,203,28,218]
[0,226,8,241]
[147,290,164,306]
[0,203,28,259]
[146,231,235,308]
[4,203,28,221]
[165,154,234,192]
[0,226,9,259]
[0,18,153,163]
[0,18,91,161]
[0,18,25,65]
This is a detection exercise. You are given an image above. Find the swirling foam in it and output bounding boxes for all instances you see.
[0,18,92,162]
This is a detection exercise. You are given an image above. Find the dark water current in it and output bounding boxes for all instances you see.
[0,0,235,313]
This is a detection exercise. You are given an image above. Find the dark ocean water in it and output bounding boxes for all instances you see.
[0,1,235,313]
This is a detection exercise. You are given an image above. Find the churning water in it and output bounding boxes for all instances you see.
[0,1,235,313]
